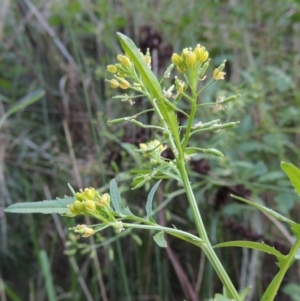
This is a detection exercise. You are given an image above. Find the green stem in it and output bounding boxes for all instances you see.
[177,159,241,300]
[261,238,300,301]
[122,222,203,246]
[182,101,197,151]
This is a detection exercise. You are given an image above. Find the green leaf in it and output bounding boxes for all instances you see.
[214,241,285,258]
[213,294,232,301]
[231,194,297,226]
[146,180,162,221]
[291,223,300,239]
[39,250,56,301]
[261,271,281,301]
[109,179,134,217]
[153,231,167,248]
[283,283,300,301]
[294,249,300,260]
[116,33,181,150]
[131,174,152,190]
[239,286,252,301]
[0,89,45,130]
[4,197,74,214]
[281,162,300,196]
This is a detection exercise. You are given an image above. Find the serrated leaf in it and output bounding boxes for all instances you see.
[232,194,296,226]
[5,197,75,214]
[109,179,134,216]
[153,231,167,248]
[146,180,162,221]
[214,241,284,258]
[281,162,300,196]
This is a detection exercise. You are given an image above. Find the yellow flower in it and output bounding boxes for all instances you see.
[84,200,96,212]
[107,65,118,73]
[82,227,95,237]
[73,200,84,212]
[75,189,85,201]
[95,193,111,207]
[171,53,182,66]
[139,143,147,150]
[68,204,78,215]
[84,188,96,200]
[119,79,130,90]
[194,45,209,63]
[117,54,131,67]
[109,79,120,88]
[184,51,196,66]
[75,224,95,237]
[213,68,226,80]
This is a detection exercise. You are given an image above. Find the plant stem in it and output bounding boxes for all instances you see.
[182,101,197,151]
[177,159,241,301]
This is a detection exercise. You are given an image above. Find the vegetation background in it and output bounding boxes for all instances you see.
[1,0,300,300]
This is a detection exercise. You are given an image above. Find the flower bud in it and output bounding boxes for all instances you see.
[82,227,95,237]
[102,193,111,205]
[194,45,209,63]
[171,53,182,66]
[84,200,96,212]
[107,65,118,73]
[119,80,130,90]
[181,48,189,60]
[184,51,196,66]
[109,79,120,88]
[144,48,151,67]
[117,54,131,67]
[74,224,95,237]
[139,143,147,150]
[73,200,84,212]
[68,204,79,215]
[114,221,124,233]
[84,188,96,200]
[75,189,85,201]
[95,193,111,207]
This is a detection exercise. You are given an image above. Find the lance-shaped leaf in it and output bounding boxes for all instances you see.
[214,241,285,259]
[146,180,162,221]
[281,162,300,197]
[5,197,75,214]
[109,179,134,217]
[231,194,297,226]
[116,33,181,149]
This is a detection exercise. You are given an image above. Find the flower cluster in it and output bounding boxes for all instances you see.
[139,139,167,165]
[68,188,111,216]
[171,44,209,73]
[67,188,125,236]
[106,49,151,90]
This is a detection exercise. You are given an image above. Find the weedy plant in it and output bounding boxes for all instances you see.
[5,33,300,301]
